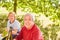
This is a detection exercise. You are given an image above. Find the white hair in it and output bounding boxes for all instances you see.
[24,13,35,21]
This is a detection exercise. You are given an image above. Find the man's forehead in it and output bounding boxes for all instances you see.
[24,14,32,18]
[24,13,35,21]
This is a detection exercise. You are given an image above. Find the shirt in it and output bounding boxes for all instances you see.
[16,24,44,40]
[7,20,21,33]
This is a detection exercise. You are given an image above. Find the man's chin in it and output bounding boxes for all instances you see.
[26,25,30,26]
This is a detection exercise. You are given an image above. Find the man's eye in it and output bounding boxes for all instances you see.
[29,19,31,21]
[24,19,27,21]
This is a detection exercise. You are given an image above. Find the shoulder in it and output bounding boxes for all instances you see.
[15,20,20,24]
[7,20,10,24]
[15,20,19,22]
[32,24,40,33]
[21,26,26,31]
[33,24,40,31]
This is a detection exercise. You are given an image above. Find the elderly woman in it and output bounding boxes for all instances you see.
[2,12,21,40]
[7,12,21,38]
[14,14,44,40]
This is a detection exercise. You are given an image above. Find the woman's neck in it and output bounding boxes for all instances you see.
[10,20,15,24]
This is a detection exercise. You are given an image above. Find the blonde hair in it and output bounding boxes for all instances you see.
[8,12,15,17]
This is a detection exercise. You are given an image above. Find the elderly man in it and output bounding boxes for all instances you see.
[14,14,44,40]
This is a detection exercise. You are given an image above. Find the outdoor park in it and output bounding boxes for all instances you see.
[0,0,60,40]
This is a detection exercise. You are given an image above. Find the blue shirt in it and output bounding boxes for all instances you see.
[7,20,21,32]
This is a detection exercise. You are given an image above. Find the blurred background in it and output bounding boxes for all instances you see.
[0,0,60,40]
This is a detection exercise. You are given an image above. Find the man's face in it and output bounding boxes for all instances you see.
[8,14,15,21]
[24,15,33,29]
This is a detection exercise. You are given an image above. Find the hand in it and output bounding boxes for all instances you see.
[12,28,18,35]
[12,30,17,35]
[13,39,16,40]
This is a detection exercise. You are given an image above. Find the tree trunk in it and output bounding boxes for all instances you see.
[14,0,17,13]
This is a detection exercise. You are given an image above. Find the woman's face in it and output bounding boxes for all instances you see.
[24,15,34,29]
[8,13,15,22]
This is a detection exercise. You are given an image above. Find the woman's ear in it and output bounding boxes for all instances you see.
[8,17,9,20]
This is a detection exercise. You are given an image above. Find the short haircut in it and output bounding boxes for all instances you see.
[8,12,15,17]
[24,13,35,21]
